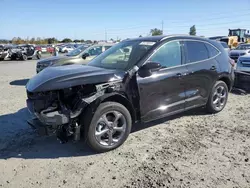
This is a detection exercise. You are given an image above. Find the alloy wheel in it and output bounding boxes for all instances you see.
[212,85,227,111]
[95,111,126,146]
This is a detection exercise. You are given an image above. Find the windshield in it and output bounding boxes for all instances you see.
[236,45,250,50]
[88,40,156,70]
[66,45,88,56]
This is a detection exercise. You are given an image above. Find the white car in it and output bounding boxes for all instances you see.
[60,45,75,53]
[41,46,47,53]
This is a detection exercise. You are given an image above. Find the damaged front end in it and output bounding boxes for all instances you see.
[26,82,121,143]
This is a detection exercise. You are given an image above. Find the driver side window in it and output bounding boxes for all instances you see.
[148,41,182,68]
[88,46,103,56]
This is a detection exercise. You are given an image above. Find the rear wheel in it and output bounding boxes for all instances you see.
[84,102,132,152]
[0,58,4,61]
[206,81,228,113]
[64,50,68,53]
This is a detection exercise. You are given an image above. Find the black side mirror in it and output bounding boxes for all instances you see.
[82,53,90,59]
[138,62,161,78]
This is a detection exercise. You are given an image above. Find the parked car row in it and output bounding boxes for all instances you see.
[27,35,235,152]
[0,44,41,61]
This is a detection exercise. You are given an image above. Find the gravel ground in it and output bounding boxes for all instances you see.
[0,59,250,188]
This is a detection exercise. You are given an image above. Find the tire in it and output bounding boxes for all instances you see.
[36,53,41,59]
[21,54,27,61]
[206,81,228,113]
[84,102,132,152]
[64,50,68,53]
[0,58,4,61]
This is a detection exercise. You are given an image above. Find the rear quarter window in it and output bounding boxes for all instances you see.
[205,43,220,58]
[185,41,209,63]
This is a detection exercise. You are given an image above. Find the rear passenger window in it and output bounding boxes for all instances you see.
[205,43,220,58]
[185,41,209,63]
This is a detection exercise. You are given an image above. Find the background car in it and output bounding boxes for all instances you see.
[36,43,114,73]
[229,44,250,62]
[234,54,250,90]
[59,45,75,53]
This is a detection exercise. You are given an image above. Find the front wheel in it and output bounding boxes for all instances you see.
[36,52,41,59]
[84,102,132,152]
[206,81,228,113]
[21,54,27,61]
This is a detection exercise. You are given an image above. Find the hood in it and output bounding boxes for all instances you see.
[26,65,126,92]
[230,49,249,54]
[37,55,72,64]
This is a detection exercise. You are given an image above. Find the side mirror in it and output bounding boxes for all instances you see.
[82,53,90,59]
[138,62,161,78]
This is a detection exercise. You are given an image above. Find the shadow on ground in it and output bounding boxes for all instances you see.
[0,106,208,160]
[9,79,29,86]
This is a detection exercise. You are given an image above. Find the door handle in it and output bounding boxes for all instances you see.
[210,66,217,71]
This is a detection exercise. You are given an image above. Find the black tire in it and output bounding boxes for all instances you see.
[21,54,27,61]
[64,50,68,53]
[0,58,4,61]
[36,52,41,59]
[84,102,132,152]
[206,81,228,113]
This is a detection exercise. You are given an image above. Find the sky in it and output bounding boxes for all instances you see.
[0,0,250,40]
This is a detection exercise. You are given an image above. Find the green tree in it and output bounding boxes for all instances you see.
[80,39,85,43]
[150,28,163,36]
[61,38,72,43]
[47,37,57,44]
[189,25,196,36]
[86,40,92,44]
[139,35,142,37]
[73,39,81,43]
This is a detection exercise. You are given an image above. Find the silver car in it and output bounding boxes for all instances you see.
[229,44,250,62]
[234,54,250,90]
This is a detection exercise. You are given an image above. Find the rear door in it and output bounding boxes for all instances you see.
[183,40,221,109]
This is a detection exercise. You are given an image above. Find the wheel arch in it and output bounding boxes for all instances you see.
[218,76,232,91]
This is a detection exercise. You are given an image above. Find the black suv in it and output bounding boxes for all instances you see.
[26,35,234,152]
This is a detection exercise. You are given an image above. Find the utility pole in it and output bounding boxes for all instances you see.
[105,29,107,42]
[161,20,164,34]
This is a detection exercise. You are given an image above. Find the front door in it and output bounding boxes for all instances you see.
[137,40,188,122]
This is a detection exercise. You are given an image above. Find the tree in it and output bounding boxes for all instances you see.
[73,39,81,43]
[61,38,72,43]
[80,39,85,43]
[47,37,57,44]
[189,25,196,36]
[150,28,163,36]
[139,35,142,37]
[85,40,92,44]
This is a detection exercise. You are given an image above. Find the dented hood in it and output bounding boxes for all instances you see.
[26,64,126,92]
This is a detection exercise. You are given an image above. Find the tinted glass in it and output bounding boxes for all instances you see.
[205,43,220,58]
[148,41,181,68]
[87,46,103,56]
[185,41,209,63]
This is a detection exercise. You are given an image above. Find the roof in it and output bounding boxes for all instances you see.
[124,35,211,42]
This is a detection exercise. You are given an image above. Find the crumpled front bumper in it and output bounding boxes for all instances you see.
[27,118,50,136]
[26,99,69,130]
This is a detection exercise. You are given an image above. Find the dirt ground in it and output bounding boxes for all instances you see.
[0,59,250,188]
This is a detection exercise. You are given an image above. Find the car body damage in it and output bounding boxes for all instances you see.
[26,64,138,143]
